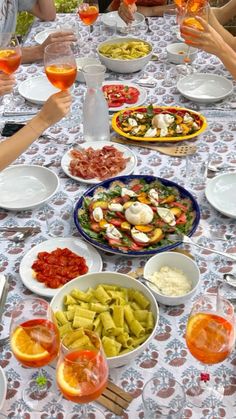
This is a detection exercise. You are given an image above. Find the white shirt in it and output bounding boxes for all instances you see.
[0,0,36,33]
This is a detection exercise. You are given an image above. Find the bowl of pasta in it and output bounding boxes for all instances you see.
[97,37,153,73]
[50,271,159,368]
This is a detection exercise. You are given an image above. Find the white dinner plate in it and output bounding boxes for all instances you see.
[18,76,60,105]
[34,28,59,44]
[19,237,103,298]
[0,165,59,211]
[177,73,233,103]
[61,141,137,185]
[101,11,144,30]
[205,173,236,218]
[0,367,7,410]
[103,80,147,112]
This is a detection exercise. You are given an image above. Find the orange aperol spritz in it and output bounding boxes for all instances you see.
[185,294,235,406]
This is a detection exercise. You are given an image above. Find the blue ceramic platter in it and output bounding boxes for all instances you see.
[74,175,200,257]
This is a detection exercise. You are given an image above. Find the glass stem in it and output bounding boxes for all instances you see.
[34,369,48,399]
[88,25,93,41]
[200,365,210,385]
[80,404,88,418]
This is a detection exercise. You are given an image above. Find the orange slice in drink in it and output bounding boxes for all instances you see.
[11,326,49,362]
[0,50,16,58]
[57,361,81,397]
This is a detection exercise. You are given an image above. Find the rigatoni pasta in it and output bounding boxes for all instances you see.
[54,284,155,358]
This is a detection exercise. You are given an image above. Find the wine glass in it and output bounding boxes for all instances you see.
[0,33,22,111]
[44,42,78,127]
[56,329,108,418]
[77,0,99,42]
[10,297,61,411]
[185,293,235,406]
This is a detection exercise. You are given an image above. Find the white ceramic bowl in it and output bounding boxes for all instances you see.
[166,42,197,64]
[144,252,200,306]
[50,271,159,368]
[0,165,59,210]
[76,57,101,82]
[97,37,152,74]
[177,73,233,103]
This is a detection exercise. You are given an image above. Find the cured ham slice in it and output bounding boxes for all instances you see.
[69,145,130,180]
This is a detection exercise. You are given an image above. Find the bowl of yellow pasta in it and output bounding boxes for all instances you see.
[97,37,153,73]
[50,271,159,368]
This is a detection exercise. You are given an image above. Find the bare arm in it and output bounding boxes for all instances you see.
[21,31,76,63]
[181,17,236,80]
[213,0,236,25]
[208,8,236,50]
[30,0,56,21]
[0,91,71,171]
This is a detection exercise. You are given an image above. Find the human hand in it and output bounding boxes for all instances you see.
[118,1,137,24]
[38,91,72,127]
[181,16,224,56]
[40,31,77,57]
[0,73,15,96]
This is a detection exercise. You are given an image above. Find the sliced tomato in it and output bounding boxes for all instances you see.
[108,94,125,108]
[109,218,123,227]
[130,242,145,251]
[123,86,140,104]
[103,84,140,108]
[90,222,102,232]
[176,213,187,224]
[170,202,189,212]
[131,183,143,193]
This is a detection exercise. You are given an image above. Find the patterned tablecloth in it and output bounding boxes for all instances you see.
[0,13,236,419]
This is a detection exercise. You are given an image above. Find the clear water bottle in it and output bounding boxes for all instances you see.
[82,64,110,142]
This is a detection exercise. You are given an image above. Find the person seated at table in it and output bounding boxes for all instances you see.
[0,0,76,64]
[181,10,236,80]
[0,90,71,171]
[117,0,175,23]
[1,0,56,33]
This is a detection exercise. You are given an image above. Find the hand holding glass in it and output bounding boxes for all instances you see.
[44,42,77,126]
[0,33,22,108]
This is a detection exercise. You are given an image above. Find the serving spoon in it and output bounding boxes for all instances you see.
[167,234,236,261]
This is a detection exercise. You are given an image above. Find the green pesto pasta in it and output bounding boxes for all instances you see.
[94,285,111,305]
[102,336,121,357]
[54,284,156,358]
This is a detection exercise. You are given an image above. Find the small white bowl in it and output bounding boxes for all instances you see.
[166,42,197,64]
[143,251,200,306]
[50,271,159,368]
[97,37,152,74]
[76,57,101,82]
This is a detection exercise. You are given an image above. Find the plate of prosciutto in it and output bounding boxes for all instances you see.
[74,175,200,256]
[61,142,137,184]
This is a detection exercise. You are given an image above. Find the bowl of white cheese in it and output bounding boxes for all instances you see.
[143,251,200,306]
